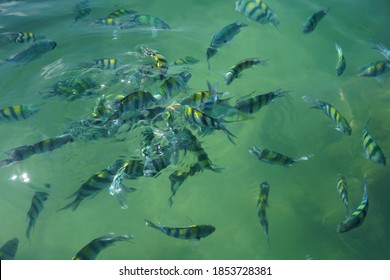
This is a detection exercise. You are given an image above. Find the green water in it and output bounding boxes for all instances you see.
[0,0,389,260]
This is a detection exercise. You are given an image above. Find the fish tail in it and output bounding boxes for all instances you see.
[57,198,82,212]
[296,154,314,161]
[114,234,134,242]
[145,219,159,230]
[302,95,323,109]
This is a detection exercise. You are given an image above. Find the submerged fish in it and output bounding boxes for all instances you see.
[4,39,57,64]
[1,31,44,44]
[26,190,49,239]
[235,0,280,28]
[171,56,199,66]
[0,104,38,121]
[249,146,311,167]
[72,0,91,24]
[234,89,287,114]
[362,121,386,166]
[257,181,270,248]
[336,174,349,216]
[337,175,368,233]
[225,57,267,85]
[145,219,215,240]
[335,43,346,76]
[115,90,157,112]
[358,60,390,82]
[302,96,352,135]
[73,234,133,260]
[156,71,192,102]
[107,8,137,19]
[120,14,171,30]
[302,8,329,34]
[0,238,19,260]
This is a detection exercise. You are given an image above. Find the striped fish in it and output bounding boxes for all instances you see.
[156,71,192,102]
[145,219,215,240]
[0,238,19,260]
[58,159,126,211]
[120,14,171,30]
[26,189,49,239]
[337,175,369,233]
[235,0,280,28]
[5,32,44,43]
[358,60,390,82]
[302,8,329,34]
[107,8,137,19]
[225,57,267,85]
[302,96,352,135]
[362,121,386,166]
[95,17,122,27]
[0,104,38,121]
[335,43,346,76]
[115,90,157,112]
[249,146,311,167]
[171,56,199,66]
[143,153,171,177]
[73,234,133,260]
[235,89,287,114]
[257,181,270,248]
[95,58,118,70]
[336,174,349,216]
[183,105,237,145]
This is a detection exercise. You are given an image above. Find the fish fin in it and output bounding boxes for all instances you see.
[57,197,82,212]
[296,154,314,161]
[145,219,159,229]
[375,76,384,83]
[151,28,158,38]
[302,95,323,109]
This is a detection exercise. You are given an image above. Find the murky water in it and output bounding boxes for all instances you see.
[0,0,389,260]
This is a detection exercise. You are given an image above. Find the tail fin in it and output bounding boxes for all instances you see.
[145,219,159,230]
[302,95,323,109]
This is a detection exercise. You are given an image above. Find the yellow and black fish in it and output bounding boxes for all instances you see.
[73,234,133,260]
[171,56,199,66]
[225,57,267,85]
[302,8,329,33]
[235,0,280,28]
[0,104,38,121]
[302,96,352,135]
[107,8,137,19]
[26,188,49,239]
[95,17,122,27]
[115,90,157,112]
[257,181,270,248]
[145,219,215,240]
[156,71,192,102]
[337,175,368,233]
[336,174,349,216]
[358,60,390,82]
[362,121,386,166]
[249,146,312,167]
[120,14,171,30]
[335,43,346,76]
[4,32,44,44]
[235,89,287,114]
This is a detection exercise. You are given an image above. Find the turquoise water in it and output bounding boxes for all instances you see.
[0,0,389,260]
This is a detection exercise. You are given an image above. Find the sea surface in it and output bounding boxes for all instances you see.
[0,0,389,260]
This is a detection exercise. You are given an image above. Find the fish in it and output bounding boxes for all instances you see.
[120,14,171,30]
[73,234,133,260]
[335,43,346,76]
[0,104,38,121]
[91,95,108,119]
[138,46,169,73]
[362,121,386,166]
[336,174,349,216]
[145,219,215,240]
[257,181,270,248]
[95,17,123,27]
[171,56,199,66]
[4,39,57,64]
[94,58,118,70]
[72,0,91,24]
[183,105,237,145]
[234,89,287,114]
[302,8,329,34]
[372,43,390,60]
[143,153,171,177]
[58,159,126,211]
[156,71,192,102]
[337,175,369,233]
[235,0,280,28]
[50,76,98,100]
[115,90,157,112]
[0,238,19,260]
[225,57,267,85]
[26,190,49,239]
[1,32,44,44]
[249,146,312,167]
[302,96,352,135]
[358,60,390,82]
[207,20,248,67]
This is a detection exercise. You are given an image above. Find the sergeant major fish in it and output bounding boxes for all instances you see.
[235,89,287,114]
[145,219,215,240]
[73,234,134,260]
[337,175,369,233]
[302,96,352,135]
[302,8,329,34]
[362,121,386,166]
[336,174,349,216]
[235,0,280,28]
[249,146,312,167]
[335,43,346,76]
[225,57,267,85]
[257,181,270,248]
[0,238,19,260]
[3,39,57,65]
[358,60,390,82]
[26,189,49,239]
[0,104,38,121]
